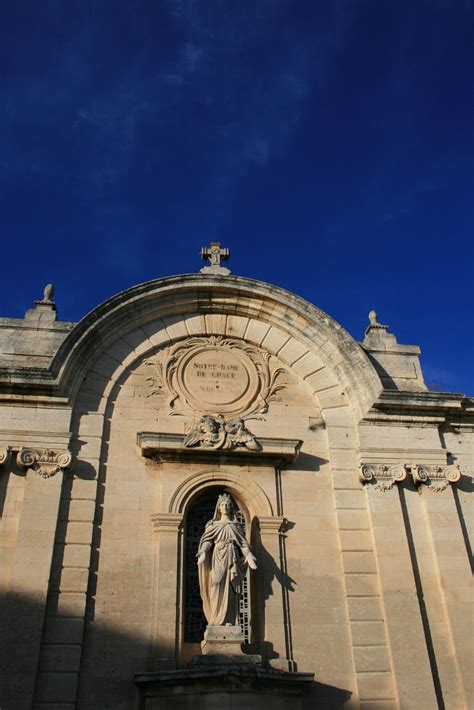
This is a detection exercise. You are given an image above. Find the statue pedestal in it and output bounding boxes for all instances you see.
[135,666,314,709]
[199,624,261,664]
[135,625,313,708]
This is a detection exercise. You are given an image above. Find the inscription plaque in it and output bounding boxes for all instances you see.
[178,347,258,413]
[145,335,287,417]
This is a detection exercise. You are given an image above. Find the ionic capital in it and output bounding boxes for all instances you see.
[411,464,461,492]
[0,447,12,467]
[359,463,407,492]
[16,448,73,479]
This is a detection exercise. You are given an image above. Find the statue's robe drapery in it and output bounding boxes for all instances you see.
[197,519,250,626]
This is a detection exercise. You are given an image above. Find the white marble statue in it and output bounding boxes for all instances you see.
[197,494,257,626]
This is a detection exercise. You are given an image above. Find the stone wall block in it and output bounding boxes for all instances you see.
[59,567,90,592]
[39,644,82,672]
[343,552,377,574]
[354,646,392,673]
[64,499,96,522]
[351,622,387,646]
[34,672,78,703]
[357,673,395,701]
[42,618,84,645]
[64,522,93,545]
[277,337,309,365]
[260,326,292,354]
[225,314,249,339]
[340,531,373,551]
[56,592,87,617]
[337,509,370,530]
[348,597,384,621]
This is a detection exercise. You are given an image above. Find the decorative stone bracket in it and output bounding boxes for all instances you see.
[16,448,73,479]
[150,512,184,534]
[359,462,462,492]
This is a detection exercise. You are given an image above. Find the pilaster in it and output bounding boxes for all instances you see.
[150,512,184,668]
[413,471,472,706]
[257,515,294,671]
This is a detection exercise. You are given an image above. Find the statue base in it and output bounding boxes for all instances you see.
[135,626,314,707]
[135,666,314,709]
[198,624,262,666]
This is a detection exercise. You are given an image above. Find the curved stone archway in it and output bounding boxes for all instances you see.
[167,468,274,519]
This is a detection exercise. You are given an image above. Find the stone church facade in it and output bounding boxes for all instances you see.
[0,250,472,709]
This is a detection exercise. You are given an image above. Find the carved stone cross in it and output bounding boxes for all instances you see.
[200,242,231,275]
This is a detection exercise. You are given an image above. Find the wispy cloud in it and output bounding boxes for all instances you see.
[0,2,357,223]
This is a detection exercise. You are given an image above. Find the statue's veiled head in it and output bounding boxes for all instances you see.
[213,493,236,520]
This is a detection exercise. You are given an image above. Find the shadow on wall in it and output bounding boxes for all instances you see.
[0,590,355,710]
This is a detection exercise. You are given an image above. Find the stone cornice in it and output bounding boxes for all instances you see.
[362,389,474,427]
[0,429,72,450]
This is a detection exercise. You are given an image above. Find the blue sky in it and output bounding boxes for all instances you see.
[1,1,473,393]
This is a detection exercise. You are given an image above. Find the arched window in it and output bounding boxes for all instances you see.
[183,488,250,643]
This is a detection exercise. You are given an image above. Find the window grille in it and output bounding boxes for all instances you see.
[183,492,250,643]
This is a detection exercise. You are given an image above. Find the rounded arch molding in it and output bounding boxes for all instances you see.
[168,469,274,519]
[54,275,381,419]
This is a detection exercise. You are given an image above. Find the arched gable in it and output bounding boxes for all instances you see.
[56,274,381,421]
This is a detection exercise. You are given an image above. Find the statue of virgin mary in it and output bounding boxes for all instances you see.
[197,494,257,626]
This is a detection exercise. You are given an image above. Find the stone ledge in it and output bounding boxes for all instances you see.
[135,667,314,683]
[137,431,302,465]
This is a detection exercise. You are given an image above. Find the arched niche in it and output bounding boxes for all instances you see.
[181,486,252,647]
[168,469,273,519]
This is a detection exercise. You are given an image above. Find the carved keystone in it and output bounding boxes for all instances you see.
[411,464,461,492]
[359,463,407,491]
[16,448,73,479]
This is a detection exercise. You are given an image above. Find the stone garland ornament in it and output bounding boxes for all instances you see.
[183,415,260,451]
[145,336,287,418]
[16,448,73,479]
[359,463,407,491]
[411,464,461,492]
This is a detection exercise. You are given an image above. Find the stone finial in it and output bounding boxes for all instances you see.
[43,283,55,303]
[368,310,378,326]
[364,309,388,337]
[31,282,57,315]
[200,242,231,275]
